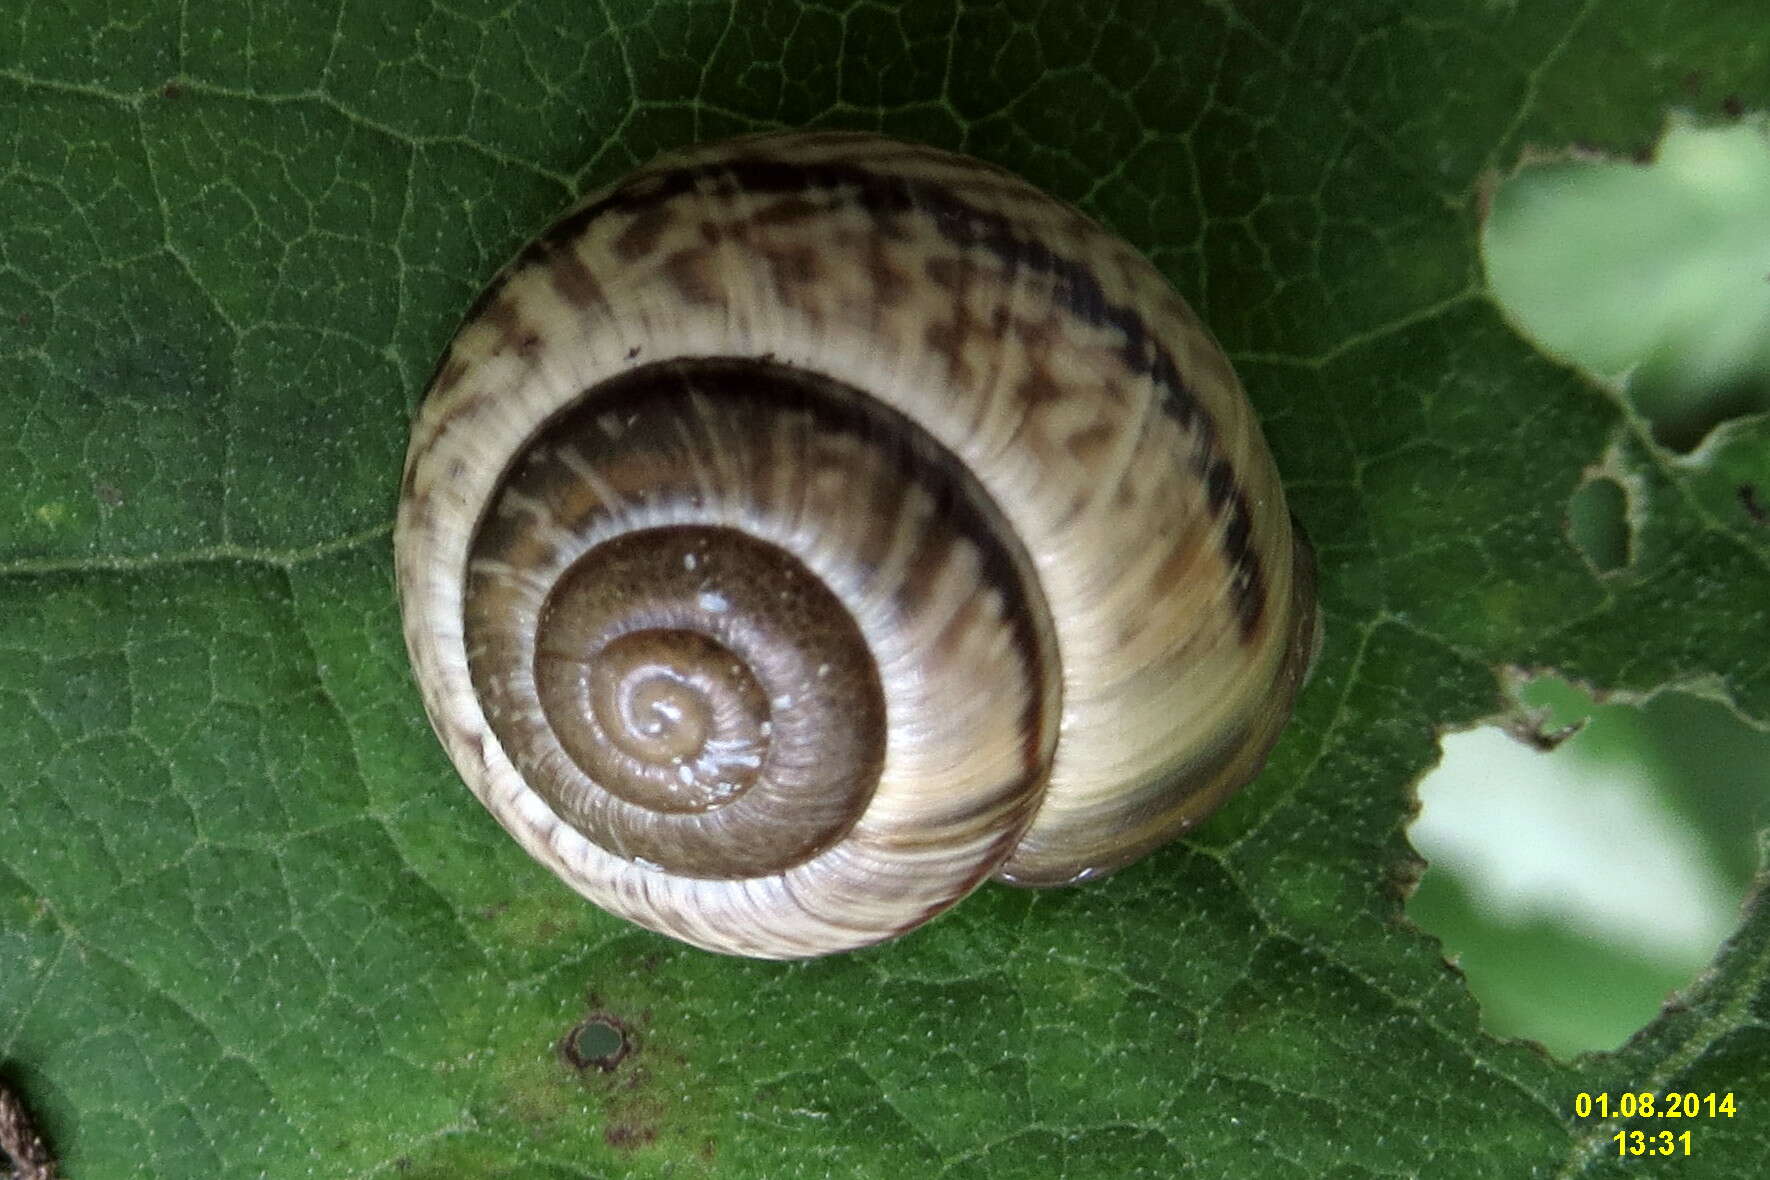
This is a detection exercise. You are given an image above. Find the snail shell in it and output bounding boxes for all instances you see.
[395,131,1318,959]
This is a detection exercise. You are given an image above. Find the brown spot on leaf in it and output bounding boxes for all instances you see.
[1739,483,1767,525]
[1389,846,1429,903]
[604,1122,659,1151]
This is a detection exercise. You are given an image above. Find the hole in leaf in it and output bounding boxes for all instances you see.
[1408,673,1767,1059]
[1482,114,1770,452]
[562,1015,631,1072]
[1566,475,1631,573]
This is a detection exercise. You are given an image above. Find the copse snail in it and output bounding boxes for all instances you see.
[394,130,1319,960]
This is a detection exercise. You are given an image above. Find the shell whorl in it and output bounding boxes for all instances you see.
[395,130,1318,959]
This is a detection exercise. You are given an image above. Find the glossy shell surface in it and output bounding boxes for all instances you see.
[395,131,1317,959]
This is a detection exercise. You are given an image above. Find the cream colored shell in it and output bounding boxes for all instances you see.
[395,130,1318,959]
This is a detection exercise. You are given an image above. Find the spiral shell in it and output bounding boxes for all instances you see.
[395,131,1318,959]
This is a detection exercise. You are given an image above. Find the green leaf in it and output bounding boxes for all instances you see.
[3,2,1765,1177]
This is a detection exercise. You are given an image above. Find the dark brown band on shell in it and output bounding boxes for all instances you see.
[456,145,1269,640]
